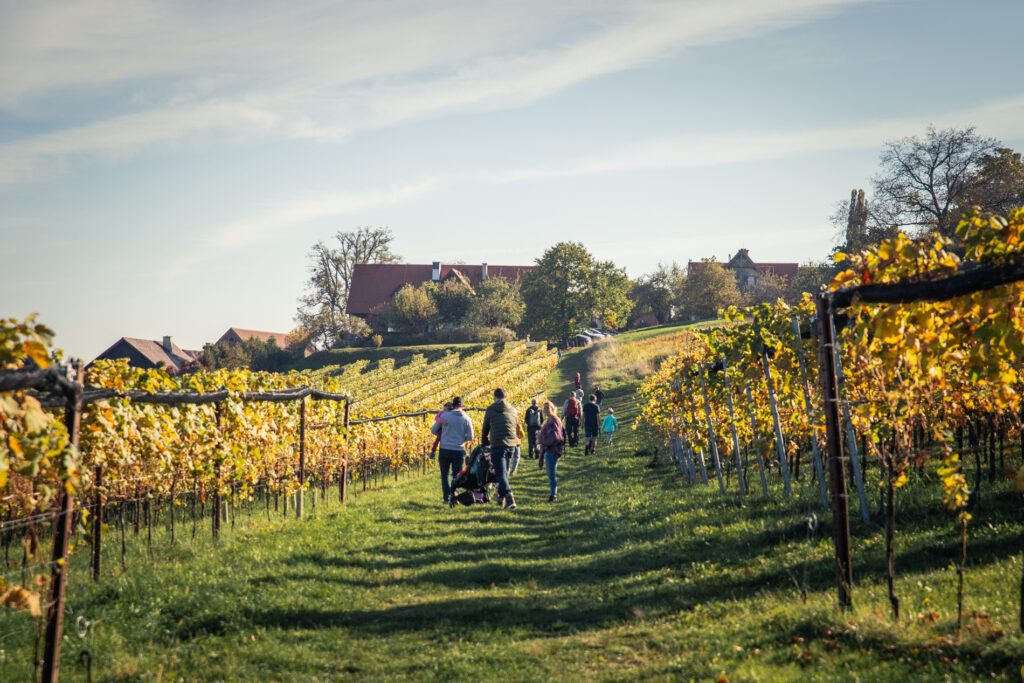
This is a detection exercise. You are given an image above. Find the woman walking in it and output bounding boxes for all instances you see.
[537,401,566,502]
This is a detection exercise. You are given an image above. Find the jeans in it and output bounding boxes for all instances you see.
[565,416,579,446]
[492,447,514,499]
[438,448,465,501]
[526,426,540,457]
[544,450,559,497]
[509,445,521,475]
[605,432,614,445]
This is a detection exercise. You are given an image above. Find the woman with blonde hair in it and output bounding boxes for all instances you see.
[536,400,566,502]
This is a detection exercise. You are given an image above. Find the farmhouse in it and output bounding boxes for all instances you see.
[689,249,798,291]
[216,327,291,351]
[346,261,534,319]
[90,336,199,374]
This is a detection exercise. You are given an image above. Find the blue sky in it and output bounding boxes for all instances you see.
[3,0,1023,361]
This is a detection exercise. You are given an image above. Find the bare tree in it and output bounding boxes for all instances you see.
[872,125,997,238]
[296,226,401,349]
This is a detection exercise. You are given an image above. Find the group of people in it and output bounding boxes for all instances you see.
[429,375,617,509]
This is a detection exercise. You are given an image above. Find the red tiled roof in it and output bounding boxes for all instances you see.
[346,263,534,315]
[756,263,799,281]
[217,328,291,350]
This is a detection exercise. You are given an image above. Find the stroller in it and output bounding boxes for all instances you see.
[449,444,497,507]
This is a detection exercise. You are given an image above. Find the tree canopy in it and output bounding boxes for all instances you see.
[521,242,630,340]
[296,226,400,348]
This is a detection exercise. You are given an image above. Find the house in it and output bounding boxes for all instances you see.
[346,262,534,320]
[689,249,798,291]
[90,336,198,374]
[216,327,291,351]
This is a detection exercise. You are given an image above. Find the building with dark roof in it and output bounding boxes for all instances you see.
[688,249,798,291]
[90,336,198,374]
[346,262,534,318]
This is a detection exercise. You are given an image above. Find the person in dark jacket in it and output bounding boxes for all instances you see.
[562,394,581,448]
[594,386,604,407]
[481,388,519,509]
[524,399,543,458]
[582,394,600,454]
[537,401,565,502]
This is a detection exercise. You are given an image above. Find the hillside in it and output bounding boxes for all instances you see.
[2,322,1021,680]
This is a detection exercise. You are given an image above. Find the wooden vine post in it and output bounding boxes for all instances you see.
[744,386,770,496]
[42,365,82,683]
[697,365,726,494]
[721,358,746,496]
[212,403,222,539]
[816,294,853,608]
[832,344,870,524]
[790,317,829,508]
[761,346,792,498]
[91,464,103,580]
[297,397,306,519]
[685,401,710,485]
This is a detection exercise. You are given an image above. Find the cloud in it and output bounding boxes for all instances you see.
[161,178,439,280]
[0,0,877,185]
[489,95,1024,183]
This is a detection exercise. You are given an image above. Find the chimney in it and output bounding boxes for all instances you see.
[432,261,441,282]
[481,263,488,281]
[162,335,173,353]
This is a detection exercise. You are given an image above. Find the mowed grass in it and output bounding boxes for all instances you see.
[3,325,1023,680]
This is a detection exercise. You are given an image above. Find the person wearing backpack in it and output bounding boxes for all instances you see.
[524,399,542,458]
[562,393,581,448]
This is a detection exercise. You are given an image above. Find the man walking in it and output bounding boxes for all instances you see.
[524,399,543,458]
[563,393,581,448]
[582,394,600,455]
[481,388,520,509]
[594,385,604,408]
[430,396,474,504]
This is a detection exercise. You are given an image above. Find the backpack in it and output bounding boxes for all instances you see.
[566,398,580,418]
[528,409,541,427]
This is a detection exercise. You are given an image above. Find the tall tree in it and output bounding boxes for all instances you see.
[871,125,997,238]
[630,261,684,325]
[296,226,400,348]
[677,259,742,320]
[426,279,475,327]
[468,276,526,329]
[960,147,1024,217]
[521,242,628,341]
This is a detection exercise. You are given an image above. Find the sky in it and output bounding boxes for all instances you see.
[3,0,1023,361]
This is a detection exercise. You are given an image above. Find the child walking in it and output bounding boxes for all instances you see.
[602,408,618,446]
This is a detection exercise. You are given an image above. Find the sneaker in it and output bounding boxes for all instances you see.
[496,495,505,506]
[504,494,517,510]
[547,495,556,503]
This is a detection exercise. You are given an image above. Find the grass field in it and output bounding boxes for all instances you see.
[3,323,1023,680]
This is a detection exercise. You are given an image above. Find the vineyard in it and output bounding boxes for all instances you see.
[637,208,1024,628]
[0,333,554,678]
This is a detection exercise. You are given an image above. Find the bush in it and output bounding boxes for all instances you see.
[371,334,383,348]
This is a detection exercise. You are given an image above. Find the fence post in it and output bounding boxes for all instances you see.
[791,317,829,509]
[761,347,792,498]
[91,465,103,580]
[213,403,222,539]
[698,365,726,494]
[42,364,82,683]
[297,398,305,519]
[816,293,853,608]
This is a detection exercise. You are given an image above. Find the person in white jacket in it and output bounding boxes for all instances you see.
[431,396,474,504]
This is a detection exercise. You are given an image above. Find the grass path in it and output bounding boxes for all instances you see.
[4,331,1023,679]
